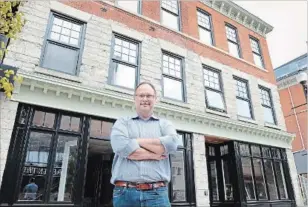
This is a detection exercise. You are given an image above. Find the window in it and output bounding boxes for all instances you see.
[225,24,241,58]
[250,37,264,68]
[239,143,289,201]
[116,0,141,14]
[197,10,213,45]
[109,34,140,89]
[41,13,85,75]
[162,53,185,101]
[161,0,180,31]
[203,66,226,112]
[234,77,253,119]
[169,132,195,205]
[259,86,276,124]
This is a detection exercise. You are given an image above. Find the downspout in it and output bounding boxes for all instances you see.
[288,87,305,150]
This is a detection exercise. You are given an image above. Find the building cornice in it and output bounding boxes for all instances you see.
[200,0,273,36]
[13,71,294,145]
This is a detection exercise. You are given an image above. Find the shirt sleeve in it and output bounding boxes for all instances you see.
[158,119,179,154]
[110,118,140,158]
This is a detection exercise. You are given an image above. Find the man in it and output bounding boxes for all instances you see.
[110,82,179,207]
[23,178,38,200]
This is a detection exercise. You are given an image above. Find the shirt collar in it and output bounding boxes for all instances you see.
[132,114,159,121]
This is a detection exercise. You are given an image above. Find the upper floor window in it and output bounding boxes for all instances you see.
[225,24,241,58]
[116,0,141,14]
[234,77,253,119]
[109,34,140,89]
[259,86,276,125]
[41,13,85,75]
[203,66,226,112]
[197,10,214,45]
[250,37,264,68]
[162,52,185,101]
[161,0,180,31]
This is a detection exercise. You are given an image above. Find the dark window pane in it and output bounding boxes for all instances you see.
[209,146,215,156]
[50,135,79,202]
[274,161,288,199]
[32,111,55,128]
[206,89,225,110]
[19,106,30,124]
[253,159,267,200]
[210,161,219,201]
[42,42,78,75]
[260,88,271,106]
[161,10,179,31]
[236,80,248,99]
[220,145,228,156]
[239,143,250,156]
[112,62,136,89]
[251,146,261,157]
[272,149,281,159]
[60,115,80,132]
[262,147,271,158]
[241,157,256,200]
[19,132,52,201]
[226,26,237,42]
[90,119,113,139]
[222,159,233,200]
[236,99,252,118]
[264,159,278,200]
[170,151,186,202]
[163,77,183,101]
[250,38,260,54]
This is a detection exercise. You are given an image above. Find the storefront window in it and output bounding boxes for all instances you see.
[239,143,289,201]
[210,161,219,201]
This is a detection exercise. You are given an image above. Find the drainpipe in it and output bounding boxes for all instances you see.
[288,87,305,150]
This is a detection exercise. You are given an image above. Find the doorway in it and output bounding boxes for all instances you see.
[83,139,114,207]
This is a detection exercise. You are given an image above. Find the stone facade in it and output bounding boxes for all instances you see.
[0,1,301,206]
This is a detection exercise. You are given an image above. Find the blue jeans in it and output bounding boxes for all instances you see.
[112,186,171,207]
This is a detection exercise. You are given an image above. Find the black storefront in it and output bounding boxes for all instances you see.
[0,104,195,207]
[0,104,296,207]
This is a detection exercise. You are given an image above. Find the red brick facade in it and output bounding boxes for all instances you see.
[279,84,307,152]
[61,0,277,84]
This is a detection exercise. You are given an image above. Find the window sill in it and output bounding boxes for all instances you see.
[238,116,257,125]
[104,84,135,96]
[206,108,230,118]
[160,98,190,109]
[34,67,82,83]
[264,123,281,130]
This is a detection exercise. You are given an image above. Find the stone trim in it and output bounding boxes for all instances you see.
[200,0,273,36]
[14,71,295,145]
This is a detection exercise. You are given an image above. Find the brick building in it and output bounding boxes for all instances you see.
[275,54,308,176]
[0,0,304,206]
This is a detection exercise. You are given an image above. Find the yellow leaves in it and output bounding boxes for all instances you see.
[0,69,23,99]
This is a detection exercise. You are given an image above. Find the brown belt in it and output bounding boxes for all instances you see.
[114,181,166,190]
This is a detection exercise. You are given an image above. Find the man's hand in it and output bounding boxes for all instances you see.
[137,138,165,155]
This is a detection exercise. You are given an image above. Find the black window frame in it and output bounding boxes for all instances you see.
[197,8,214,46]
[40,12,86,76]
[160,0,181,31]
[161,51,186,102]
[202,65,227,113]
[259,85,277,125]
[108,33,141,90]
[238,143,291,201]
[250,36,265,68]
[115,0,142,14]
[225,23,241,58]
[169,132,195,206]
[234,76,254,120]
